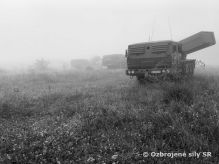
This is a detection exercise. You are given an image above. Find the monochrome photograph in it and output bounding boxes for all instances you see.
[0,0,218,163]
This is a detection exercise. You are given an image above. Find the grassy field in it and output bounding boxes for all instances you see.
[0,69,219,163]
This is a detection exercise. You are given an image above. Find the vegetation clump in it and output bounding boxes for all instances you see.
[163,83,194,105]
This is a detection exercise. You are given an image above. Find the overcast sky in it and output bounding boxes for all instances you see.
[0,0,218,68]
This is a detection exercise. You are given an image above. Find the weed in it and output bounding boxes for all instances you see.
[163,83,194,105]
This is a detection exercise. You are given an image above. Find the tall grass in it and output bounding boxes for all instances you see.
[0,69,219,163]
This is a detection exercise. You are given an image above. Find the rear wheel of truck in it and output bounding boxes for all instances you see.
[137,75,145,80]
[136,75,145,83]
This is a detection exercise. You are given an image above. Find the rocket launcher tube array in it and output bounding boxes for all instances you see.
[179,31,216,55]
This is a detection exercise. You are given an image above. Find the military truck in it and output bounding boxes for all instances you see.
[125,31,216,80]
[102,54,126,69]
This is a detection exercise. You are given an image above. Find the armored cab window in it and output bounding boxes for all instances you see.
[151,44,168,54]
[128,44,145,55]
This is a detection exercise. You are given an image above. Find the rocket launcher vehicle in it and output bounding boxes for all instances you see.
[126,31,216,79]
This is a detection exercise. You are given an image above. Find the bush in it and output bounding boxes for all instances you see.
[163,84,194,105]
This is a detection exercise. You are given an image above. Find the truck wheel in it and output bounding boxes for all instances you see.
[137,75,145,81]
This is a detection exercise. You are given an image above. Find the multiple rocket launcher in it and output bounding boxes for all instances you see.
[179,31,216,55]
[126,31,216,78]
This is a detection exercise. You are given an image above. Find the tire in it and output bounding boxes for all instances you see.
[137,75,145,81]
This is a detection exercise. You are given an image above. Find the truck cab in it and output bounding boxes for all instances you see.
[126,41,180,77]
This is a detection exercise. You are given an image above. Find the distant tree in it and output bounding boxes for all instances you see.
[34,59,49,71]
[62,62,69,71]
[102,54,126,69]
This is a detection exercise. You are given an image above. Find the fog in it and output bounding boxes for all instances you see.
[0,0,218,70]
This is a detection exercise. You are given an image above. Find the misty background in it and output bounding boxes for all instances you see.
[0,0,218,71]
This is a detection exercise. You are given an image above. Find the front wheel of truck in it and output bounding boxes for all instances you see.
[136,75,145,82]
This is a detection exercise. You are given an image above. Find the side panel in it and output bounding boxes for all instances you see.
[181,59,196,75]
